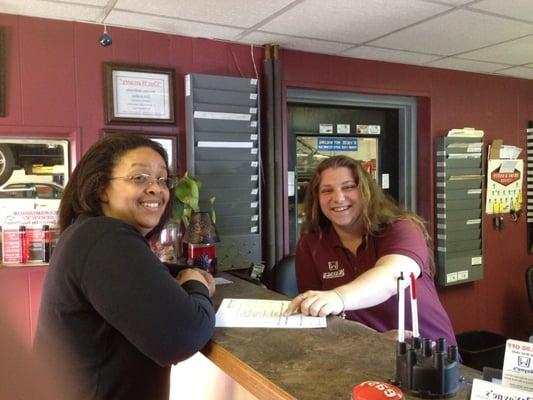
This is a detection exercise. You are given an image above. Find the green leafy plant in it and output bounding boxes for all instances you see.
[173,172,215,227]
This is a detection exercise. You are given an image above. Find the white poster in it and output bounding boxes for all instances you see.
[485,159,523,215]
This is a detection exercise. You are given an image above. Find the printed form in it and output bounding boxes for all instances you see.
[215,298,327,328]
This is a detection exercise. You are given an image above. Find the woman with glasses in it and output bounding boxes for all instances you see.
[284,155,456,346]
[34,133,215,400]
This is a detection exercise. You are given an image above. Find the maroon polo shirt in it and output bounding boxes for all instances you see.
[295,219,457,345]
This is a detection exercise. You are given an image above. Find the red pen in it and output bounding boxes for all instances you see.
[409,272,419,339]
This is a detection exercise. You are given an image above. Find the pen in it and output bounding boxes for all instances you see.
[397,272,405,343]
[409,272,419,339]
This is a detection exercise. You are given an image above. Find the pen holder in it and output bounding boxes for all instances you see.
[392,337,463,398]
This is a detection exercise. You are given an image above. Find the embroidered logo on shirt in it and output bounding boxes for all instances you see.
[323,269,345,279]
[328,261,339,271]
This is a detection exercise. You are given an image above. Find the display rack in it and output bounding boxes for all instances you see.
[184,73,261,270]
[435,136,484,286]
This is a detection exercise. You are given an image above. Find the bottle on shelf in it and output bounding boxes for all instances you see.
[42,225,51,262]
[19,226,29,264]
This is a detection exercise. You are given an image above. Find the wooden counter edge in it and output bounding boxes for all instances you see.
[202,341,297,400]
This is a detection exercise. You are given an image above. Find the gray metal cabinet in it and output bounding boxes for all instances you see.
[435,136,484,286]
[185,73,261,270]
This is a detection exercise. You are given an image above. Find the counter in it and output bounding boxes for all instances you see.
[202,273,480,400]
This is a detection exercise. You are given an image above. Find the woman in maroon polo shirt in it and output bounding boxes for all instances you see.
[283,155,456,345]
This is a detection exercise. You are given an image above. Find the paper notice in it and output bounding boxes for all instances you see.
[215,298,327,328]
[501,339,533,391]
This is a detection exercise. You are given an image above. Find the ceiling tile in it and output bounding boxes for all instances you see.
[370,9,533,55]
[105,10,245,40]
[1,0,533,80]
[469,0,533,23]
[242,31,353,55]
[428,0,472,4]
[0,0,102,22]
[0,0,23,14]
[343,45,440,65]
[115,0,294,28]
[426,57,510,73]
[56,0,109,5]
[459,35,533,65]
[260,0,449,43]
[493,66,533,80]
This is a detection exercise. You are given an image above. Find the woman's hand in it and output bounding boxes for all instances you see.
[282,290,344,317]
[176,268,216,297]
[193,268,216,297]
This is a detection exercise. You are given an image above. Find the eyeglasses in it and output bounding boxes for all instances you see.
[110,173,175,189]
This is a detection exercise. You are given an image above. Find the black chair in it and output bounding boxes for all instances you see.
[527,266,533,310]
[273,255,299,297]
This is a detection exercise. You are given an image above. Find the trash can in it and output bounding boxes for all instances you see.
[456,331,507,371]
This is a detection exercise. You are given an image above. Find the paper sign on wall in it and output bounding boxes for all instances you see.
[502,339,533,391]
[337,124,350,134]
[319,123,333,134]
[485,159,523,215]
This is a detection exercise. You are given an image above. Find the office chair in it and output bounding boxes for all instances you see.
[527,266,533,310]
[527,266,533,342]
[273,255,299,298]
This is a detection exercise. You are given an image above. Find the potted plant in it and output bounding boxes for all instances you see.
[151,172,206,263]
[173,173,218,271]
[173,172,215,227]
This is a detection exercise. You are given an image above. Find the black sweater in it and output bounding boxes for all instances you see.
[34,215,215,400]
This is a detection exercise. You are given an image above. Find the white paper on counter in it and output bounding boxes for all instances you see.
[470,378,532,400]
[214,277,233,285]
[215,298,327,328]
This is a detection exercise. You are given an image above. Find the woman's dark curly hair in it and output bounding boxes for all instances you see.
[58,133,174,240]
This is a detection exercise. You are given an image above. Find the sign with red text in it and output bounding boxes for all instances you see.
[485,159,523,215]
[502,339,533,391]
[113,70,170,119]
[0,209,57,227]
[2,228,21,263]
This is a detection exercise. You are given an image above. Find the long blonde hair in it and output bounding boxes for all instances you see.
[301,155,435,273]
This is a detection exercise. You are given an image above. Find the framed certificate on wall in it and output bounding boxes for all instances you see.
[103,63,176,125]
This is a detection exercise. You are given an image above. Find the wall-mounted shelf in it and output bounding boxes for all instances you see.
[185,73,261,270]
[0,263,48,270]
[435,136,484,286]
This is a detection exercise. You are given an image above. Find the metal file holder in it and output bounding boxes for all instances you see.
[184,73,262,270]
[435,136,484,286]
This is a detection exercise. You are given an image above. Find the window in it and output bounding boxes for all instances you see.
[0,138,69,263]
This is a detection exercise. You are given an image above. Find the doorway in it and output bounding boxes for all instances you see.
[286,88,417,253]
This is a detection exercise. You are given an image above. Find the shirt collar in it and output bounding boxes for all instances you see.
[325,224,370,250]
[325,225,344,248]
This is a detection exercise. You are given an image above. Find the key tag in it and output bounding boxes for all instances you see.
[492,201,500,230]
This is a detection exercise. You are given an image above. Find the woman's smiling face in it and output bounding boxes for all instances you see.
[318,166,364,233]
[100,146,170,236]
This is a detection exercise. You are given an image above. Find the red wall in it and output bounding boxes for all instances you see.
[0,13,532,342]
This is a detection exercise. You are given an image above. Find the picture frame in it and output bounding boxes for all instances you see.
[103,63,176,125]
[102,129,177,173]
